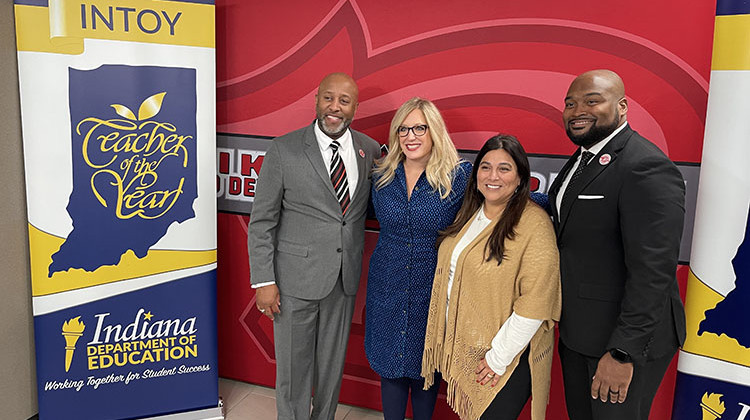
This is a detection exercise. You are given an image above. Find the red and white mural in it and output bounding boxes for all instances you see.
[215,1,716,418]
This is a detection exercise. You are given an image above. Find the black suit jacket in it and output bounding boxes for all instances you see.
[548,125,686,364]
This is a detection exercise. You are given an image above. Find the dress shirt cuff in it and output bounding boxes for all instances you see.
[485,312,543,375]
[251,281,276,289]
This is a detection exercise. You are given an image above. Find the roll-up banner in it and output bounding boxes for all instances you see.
[672,1,750,419]
[14,1,220,419]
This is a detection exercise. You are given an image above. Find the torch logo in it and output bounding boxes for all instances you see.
[701,392,726,420]
[62,316,86,372]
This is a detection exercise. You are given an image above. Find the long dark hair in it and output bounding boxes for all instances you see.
[438,134,531,264]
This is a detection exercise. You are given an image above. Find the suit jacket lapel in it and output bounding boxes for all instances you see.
[557,126,632,234]
[549,153,578,230]
[350,132,368,203]
[303,125,337,198]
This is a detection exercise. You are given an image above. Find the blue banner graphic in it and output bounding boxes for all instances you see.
[51,65,198,275]
[673,373,750,420]
[35,272,218,419]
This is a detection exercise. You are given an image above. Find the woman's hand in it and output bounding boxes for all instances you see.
[475,358,501,387]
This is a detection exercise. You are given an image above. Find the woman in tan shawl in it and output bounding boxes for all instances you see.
[421,135,561,420]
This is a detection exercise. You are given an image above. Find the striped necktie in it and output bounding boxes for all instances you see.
[329,140,351,214]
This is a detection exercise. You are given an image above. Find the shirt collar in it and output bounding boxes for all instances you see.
[582,121,628,157]
[313,120,352,150]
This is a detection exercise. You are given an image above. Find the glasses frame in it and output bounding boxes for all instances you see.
[397,124,429,138]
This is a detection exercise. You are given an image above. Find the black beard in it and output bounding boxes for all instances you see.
[566,116,620,148]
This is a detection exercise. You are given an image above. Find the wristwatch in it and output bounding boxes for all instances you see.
[609,348,632,364]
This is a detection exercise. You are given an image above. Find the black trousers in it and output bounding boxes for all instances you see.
[558,339,676,420]
[480,346,531,420]
[380,374,440,420]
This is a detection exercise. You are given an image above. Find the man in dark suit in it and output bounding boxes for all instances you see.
[247,73,380,420]
[548,70,686,420]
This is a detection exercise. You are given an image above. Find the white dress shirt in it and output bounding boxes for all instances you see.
[313,121,358,198]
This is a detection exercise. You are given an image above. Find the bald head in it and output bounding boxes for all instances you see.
[563,69,628,148]
[571,69,625,100]
[315,73,359,139]
[318,73,359,102]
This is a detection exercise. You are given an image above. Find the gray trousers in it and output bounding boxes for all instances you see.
[273,279,356,420]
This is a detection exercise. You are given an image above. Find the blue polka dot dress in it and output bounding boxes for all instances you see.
[365,160,471,379]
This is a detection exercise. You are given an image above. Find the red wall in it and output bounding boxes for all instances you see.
[215,1,715,418]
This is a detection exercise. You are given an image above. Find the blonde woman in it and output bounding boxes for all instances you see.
[422,135,561,420]
[365,97,470,419]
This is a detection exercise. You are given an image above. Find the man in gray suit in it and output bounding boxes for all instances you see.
[247,73,380,420]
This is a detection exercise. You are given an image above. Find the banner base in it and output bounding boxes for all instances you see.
[142,406,223,420]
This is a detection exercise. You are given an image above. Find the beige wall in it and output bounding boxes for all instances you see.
[0,2,38,419]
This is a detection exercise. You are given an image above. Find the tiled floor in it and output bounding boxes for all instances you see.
[219,378,386,420]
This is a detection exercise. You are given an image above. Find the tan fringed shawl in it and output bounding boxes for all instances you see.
[422,203,561,420]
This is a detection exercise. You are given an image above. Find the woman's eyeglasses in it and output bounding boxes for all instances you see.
[397,124,429,138]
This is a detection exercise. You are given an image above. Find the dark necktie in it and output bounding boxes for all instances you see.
[568,150,595,187]
[562,150,595,208]
[329,140,351,214]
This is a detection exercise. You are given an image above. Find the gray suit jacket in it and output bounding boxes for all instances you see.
[247,123,381,300]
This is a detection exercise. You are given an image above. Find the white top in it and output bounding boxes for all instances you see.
[555,122,628,215]
[446,205,543,375]
[446,206,492,311]
[484,312,543,375]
